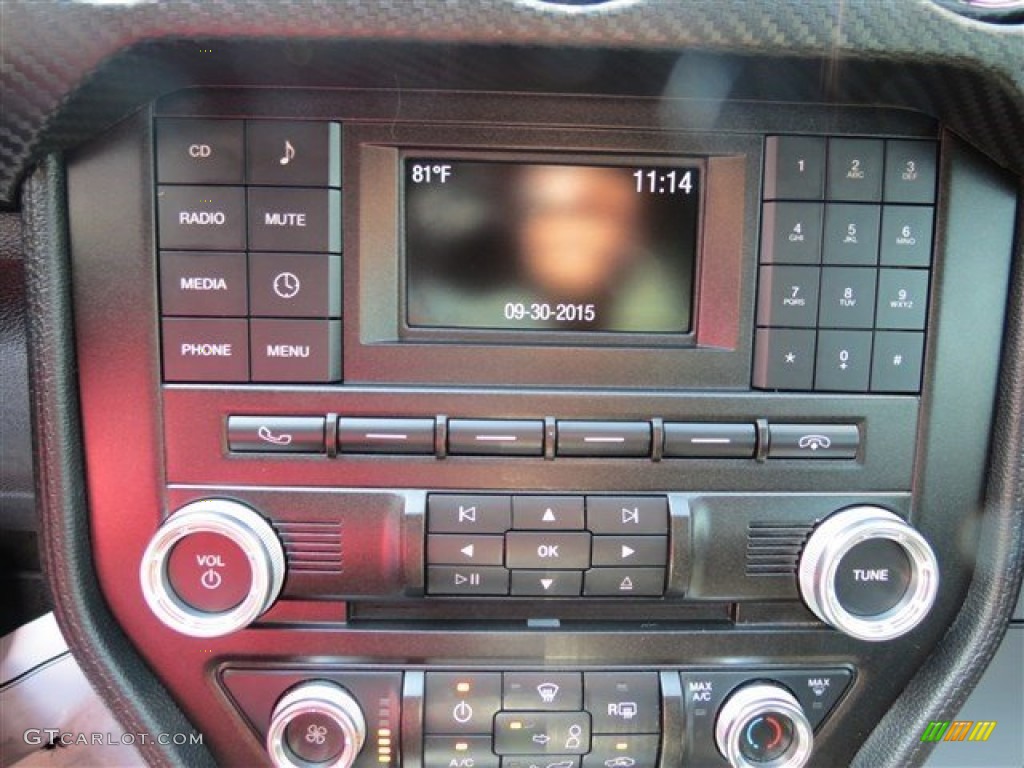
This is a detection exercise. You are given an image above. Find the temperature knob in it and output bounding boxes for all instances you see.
[798,506,939,642]
[715,682,813,768]
[139,499,285,637]
[266,682,367,768]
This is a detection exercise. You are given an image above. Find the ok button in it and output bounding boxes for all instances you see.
[505,532,591,570]
[166,531,252,613]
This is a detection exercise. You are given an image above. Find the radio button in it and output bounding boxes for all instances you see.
[756,265,820,328]
[424,736,498,768]
[250,319,341,383]
[822,203,881,266]
[583,568,666,598]
[162,317,249,382]
[884,140,937,204]
[760,202,823,265]
[583,734,660,768]
[227,416,326,454]
[875,268,930,330]
[424,672,502,734]
[504,672,583,711]
[586,497,668,535]
[159,251,248,317]
[248,187,342,253]
[584,672,661,734]
[246,120,341,188]
[870,331,925,393]
[506,532,591,570]
[513,496,585,530]
[752,328,816,391]
[156,119,243,185]
[591,536,667,567]
[663,423,756,459]
[817,267,877,329]
[814,330,872,392]
[509,570,583,597]
[763,136,826,200]
[427,566,509,596]
[157,185,246,251]
[338,417,435,455]
[249,252,341,318]
[427,535,504,566]
[493,712,591,755]
[827,138,884,201]
[767,424,860,459]
[556,421,651,458]
[448,419,544,457]
[880,205,934,267]
[428,495,511,534]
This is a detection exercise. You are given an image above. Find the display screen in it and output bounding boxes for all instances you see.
[404,158,701,334]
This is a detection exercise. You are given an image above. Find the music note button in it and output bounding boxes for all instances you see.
[246,120,341,187]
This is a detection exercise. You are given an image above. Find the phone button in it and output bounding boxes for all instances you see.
[767,423,860,460]
[227,415,326,454]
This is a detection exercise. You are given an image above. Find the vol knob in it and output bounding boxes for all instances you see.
[798,505,939,642]
[266,682,367,768]
[139,499,285,637]
[715,682,813,768]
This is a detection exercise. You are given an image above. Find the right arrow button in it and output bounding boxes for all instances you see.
[591,536,668,567]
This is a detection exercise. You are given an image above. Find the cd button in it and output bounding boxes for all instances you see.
[586,497,668,535]
[424,672,502,735]
[506,532,591,570]
[248,187,341,253]
[427,535,504,566]
[509,570,583,597]
[428,495,512,534]
[503,672,583,711]
[556,421,651,458]
[583,568,666,597]
[512,496,585,530]
[337,417,435,455]
[227,416,326,454]
[662,423,756,458]
[448,419,544,457]
[156,118,244,185]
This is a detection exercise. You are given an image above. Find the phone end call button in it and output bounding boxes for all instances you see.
[227,415,326,454]
[767,423,860,460]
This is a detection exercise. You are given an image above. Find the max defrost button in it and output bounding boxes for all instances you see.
[166,531,252,613]
[162,318,249,382]
[227,416,326,454]
[249,319,341,382]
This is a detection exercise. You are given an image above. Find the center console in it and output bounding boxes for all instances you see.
[64,84,1017,767]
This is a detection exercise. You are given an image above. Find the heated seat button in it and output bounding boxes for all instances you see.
[156,118,244,185]
[162,317,249,382]
[584,672,661,734]
[249,319,341,383]
[586,497,668,535]
[556,421,652,458]
[504,672,583,711]
[166,531,252,613]
[493,712,591,755]
[834,538,913,616]
[157,185,246,251]
[248,187,341,253]
[424,672,502,735]
[583,568,666,598]
[505,532,591,570]
[246,120,341,188]
[249,252,341,318]
[227,416,326,454]
[159,251,248,317]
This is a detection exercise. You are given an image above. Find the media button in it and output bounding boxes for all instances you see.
[428,495,512,534]
[246,120,341,188]
[156,118,243,185]
[157,185,246,251]
[504,672,583,711]
[159,251,248,317]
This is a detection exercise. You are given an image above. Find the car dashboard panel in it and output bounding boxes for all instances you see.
[4,2,1024,768]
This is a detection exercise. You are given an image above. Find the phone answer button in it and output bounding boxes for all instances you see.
[227,416,326,454]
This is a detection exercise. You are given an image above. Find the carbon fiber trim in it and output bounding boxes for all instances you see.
[2,0,1024,207]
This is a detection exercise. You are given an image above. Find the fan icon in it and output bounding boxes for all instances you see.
[305,724,328,745]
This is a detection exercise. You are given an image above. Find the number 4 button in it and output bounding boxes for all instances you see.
[815,330,872,392]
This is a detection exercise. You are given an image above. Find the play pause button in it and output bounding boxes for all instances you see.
[510,570,584,597]
[427,566,509,595]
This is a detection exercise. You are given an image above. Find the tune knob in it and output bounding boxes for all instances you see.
[139,499,285,637]
[798,506,939,642]
[715,682,813,768]
[266,682,367,768]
